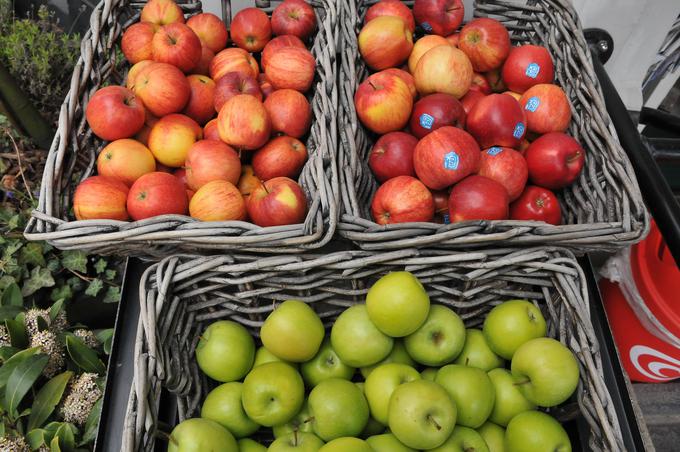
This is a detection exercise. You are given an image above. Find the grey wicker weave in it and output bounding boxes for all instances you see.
[338,0,649,252]
[124,248,624,451]
[24,0,339,256]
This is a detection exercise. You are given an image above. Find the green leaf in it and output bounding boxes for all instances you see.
[0,305,22,321]
[79,397,101,446]
[54,423,76,452]
[49,299,64,322]
[21,266,55,297]
[50,435,62,452]
[1,282,22,306]
[0,347,41,389]
[102,286,120,304]
[104,269,116,281]
[5,354,49,417]
[50,285,72,303]
[60,251,87,274]
[0,346,19,361]
[94,259,107,275]
[3,239,22,257]
[0,275,16,291]
[5,318,27,348]
[28,371,73,431]
[7,214,20,231]
[65,336,105,375]
[27,428,47,449]
[95,329,114,355]
[46,258,60,273]
[84,279,103,298]
[20,242,46,267]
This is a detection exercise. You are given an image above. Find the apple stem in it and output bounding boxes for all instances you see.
[303,416,315,424]
[427,414,442,431]
[293,430,299,446]
[159,431,177,446]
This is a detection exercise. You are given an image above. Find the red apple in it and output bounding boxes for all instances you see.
[431,189,450,223]
[368,131,418,182]
[485,67,506,92]
[478,146,528,201]
[466,93,526,148]
[126,60,155,90]
[185,139,241,190]
[97,139,156,186]
[238,164,263,199]
[502,44,554,93]
[252,135,308,180]
[265,46,316,92]
[214,72,262,112]
[449,175,509,222]
[231,7,272,52]
[203,118,220,141]
[186,12,228,53]
[460,89,485,116]
[408,34,450,73]
[174,167,189,185]
[359,15,413,70]
[445,32,460,47]
[261,35,306,70]
[365,1,415,33]
[413,0,464,36]
[519,83,571,134]
[73,176,129,221]
[193,45,215,76]
[148,113,202,167]
[458,18,510,72]
[503,90,521,101]
[86,86,145,141]
[121,22,157,64]
[271,0,317,40]
[409,93,465,139]
[210,47,259,82]
[469,72,492,94]
[133,62,191,116]
[413,126,481,190]
[152,23,202,73]
[354,71,413,134]
[217,94,271,150]
[140,0,184,26]
[371,175,434,224]
[510,185,562,225]
[127,172,188,220]
[246,177,308,226]
[264,89,311,138]
[182,74,216,124]
[189,180,245,221]
[382,68,417,99]
[258,73,275,98]
[413,45,472,98]
[525,132,585,189]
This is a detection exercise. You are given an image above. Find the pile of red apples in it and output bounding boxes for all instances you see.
[356,0,585,226]
[74,0,318,228]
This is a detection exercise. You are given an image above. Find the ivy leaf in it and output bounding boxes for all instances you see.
[3,239,22,257]
[5,318,27,348]
[66,277,84,293]
[96,329,114,355]
[65,336,106,374]
[84,279,103,298]
[7,214,20,231]
[28,371,73,431]
[94,259,107,274]
[1,282,22,306]
[79,398,101,446]
[27,428,47,449]
[20,242,45,267]
[102,286,120,304]
[5,354,49,417]
[0,347,42,389]
[0,275,16,291]
[104,269,117,281]
[46,258,60,273]
[50,285,73,303]
[21,266,55,296]
[60,251,88,274]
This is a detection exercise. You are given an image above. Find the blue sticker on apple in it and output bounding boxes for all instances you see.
[487,146,503,156]
[443,213,450,224]
[525,96,540,112]
[420,113,434,129]
[421,22,432,32]
[513,122,525,139]
[525,62,540,78]
[443,151,460,170]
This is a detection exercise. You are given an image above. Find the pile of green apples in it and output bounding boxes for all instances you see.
[167,271,580,452]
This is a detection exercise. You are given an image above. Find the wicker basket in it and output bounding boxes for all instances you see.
[123,248,624,451]
[338,0,649,252]
[24,0,339,256]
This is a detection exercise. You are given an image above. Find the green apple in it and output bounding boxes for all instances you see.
[482,300,547,360]
[238,438,266,452]
[308,378,369,441]
[360,340,415,378]
[318,437,372,452]
[330,305,393,367]
[487,368,535,426]
[435,364,495,428]
[167,418,237,452]
[200,382,259,438]
[366,433,416,452]
[301,338,355,387]
[261,300,325,362]
[510,337,579,407]
[364,363,420,424]
[242,362,304,426]
[195,320,255,382]
[404,305,466,366]
[366,271,430,337]
[453,328,504,371]
[268,432,325,451]
[505,411,571,452]
[421,368,437,381]
[273,401,314,438]
[253,346,296,369]
[477,422,505,452]
[388,379,456,449]
[428,425,490,452]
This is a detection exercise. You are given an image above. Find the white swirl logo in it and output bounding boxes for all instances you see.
[630,345,680,381]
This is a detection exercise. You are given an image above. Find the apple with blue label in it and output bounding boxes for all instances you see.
[466,93,527,149]
[478,146,528,201]
[502,44,555,93]
[409,93,466,139]
[520,83,572,134]
[413,0,465,37]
